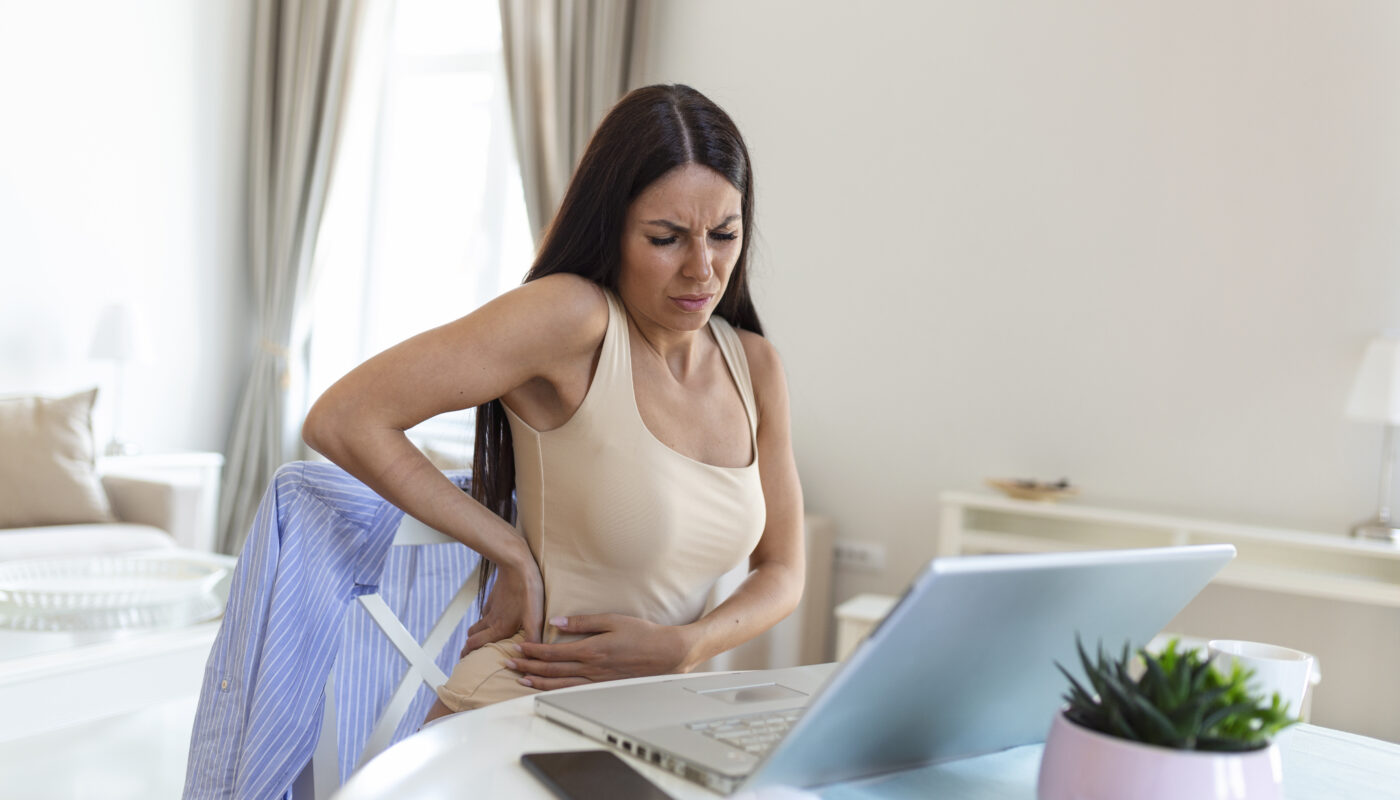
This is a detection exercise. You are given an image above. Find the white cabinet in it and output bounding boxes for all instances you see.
[937,491,1400,608]
[834,593,896,661]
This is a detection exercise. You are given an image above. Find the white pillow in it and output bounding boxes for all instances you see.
[0,388,116,528]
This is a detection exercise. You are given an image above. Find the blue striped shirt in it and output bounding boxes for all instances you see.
[183,461,482,799]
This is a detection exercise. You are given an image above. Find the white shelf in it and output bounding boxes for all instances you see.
[943,491,1400,608]
[943,491,1400,556]
[960,529,1088,555]
[1218,563,1400,608]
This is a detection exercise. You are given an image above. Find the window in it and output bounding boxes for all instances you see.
[306,0,533,468]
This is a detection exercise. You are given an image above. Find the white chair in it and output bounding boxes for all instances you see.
[292,514,484,799]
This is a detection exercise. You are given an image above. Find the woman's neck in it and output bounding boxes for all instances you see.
[626,309,712,382]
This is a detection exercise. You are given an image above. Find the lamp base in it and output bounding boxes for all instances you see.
[1350,519,1400,543]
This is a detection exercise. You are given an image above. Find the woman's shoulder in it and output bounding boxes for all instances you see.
[734,329,787,415]
[735,328,780,372]
[506,274,611,353]
[519,272,609,313]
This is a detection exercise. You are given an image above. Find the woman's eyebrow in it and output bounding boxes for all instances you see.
[643,214,742,234]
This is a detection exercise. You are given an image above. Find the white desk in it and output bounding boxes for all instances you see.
[334,674,1400,799]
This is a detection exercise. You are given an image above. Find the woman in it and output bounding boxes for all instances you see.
[302,84,804,723]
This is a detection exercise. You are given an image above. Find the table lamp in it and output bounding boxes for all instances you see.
[1346,336,1400,542]
[89,303,147,456]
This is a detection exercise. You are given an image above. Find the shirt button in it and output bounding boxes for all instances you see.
[221,679,229,690]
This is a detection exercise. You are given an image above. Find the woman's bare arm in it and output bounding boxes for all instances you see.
[302,274,608,644]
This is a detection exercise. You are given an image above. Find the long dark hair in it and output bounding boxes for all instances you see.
[470,84,762,605]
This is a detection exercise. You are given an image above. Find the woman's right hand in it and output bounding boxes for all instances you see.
[460,540,545,656]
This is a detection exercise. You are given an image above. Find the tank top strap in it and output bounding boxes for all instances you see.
[588,289,633,406]
[708,315,759,442]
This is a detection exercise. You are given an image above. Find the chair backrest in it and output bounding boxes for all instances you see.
[293,514,483,799]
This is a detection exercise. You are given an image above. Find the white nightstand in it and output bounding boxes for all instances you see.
[834,593,897,661]
[98,452,224,552]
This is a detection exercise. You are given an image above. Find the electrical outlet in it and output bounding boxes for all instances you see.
[832,539,887,572]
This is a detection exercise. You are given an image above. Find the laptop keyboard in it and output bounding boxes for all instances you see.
[687,708,804,756]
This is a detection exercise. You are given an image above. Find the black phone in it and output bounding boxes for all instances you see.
[520,750,675,800]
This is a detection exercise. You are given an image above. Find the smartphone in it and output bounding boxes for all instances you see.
[520,750,675,800]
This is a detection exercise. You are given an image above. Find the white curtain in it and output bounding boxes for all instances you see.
[498,0,643,243]
[217,0,369,554]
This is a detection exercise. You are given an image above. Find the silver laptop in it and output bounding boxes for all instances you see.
[534,545,1234,794]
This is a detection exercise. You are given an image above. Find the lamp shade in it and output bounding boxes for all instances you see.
[1346,337,1400,424]
[89,304,147,362]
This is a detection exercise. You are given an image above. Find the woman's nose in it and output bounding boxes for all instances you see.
[684,240,714,281]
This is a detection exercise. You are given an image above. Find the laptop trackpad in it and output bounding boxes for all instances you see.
[691,683,807,705]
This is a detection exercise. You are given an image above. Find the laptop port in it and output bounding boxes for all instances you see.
[606,735,617,744]
[649,752,661,764]
[622,741,632,751]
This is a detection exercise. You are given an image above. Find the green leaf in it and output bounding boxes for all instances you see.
[1126,693,1184,747]
[1055,662,1098,711]
[1202,701,1260,732]
[1159,639,1179,673]
[1106,704,1139,741]
[1143,655,1173,706]
[1078,637,1108,699]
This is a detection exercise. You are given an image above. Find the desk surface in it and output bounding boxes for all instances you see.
[335,674,1400,800]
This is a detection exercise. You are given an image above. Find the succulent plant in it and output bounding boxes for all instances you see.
[1057,637,1298,752]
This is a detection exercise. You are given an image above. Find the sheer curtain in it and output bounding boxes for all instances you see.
[303,0,533,470]
[218,0,370,555]
[498,0,642,243]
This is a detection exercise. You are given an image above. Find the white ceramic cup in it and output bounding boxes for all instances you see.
[1207,639,1314,718]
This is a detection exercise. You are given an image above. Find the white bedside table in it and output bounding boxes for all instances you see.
[99,451,224,552]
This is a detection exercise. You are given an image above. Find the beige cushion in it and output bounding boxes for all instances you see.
[0,388,115,528]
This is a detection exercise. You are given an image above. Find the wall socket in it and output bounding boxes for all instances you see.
[832,539,887,572]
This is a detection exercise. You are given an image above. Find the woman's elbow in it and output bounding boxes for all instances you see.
[785,568,805,616]
[772,561,804,619]
[301,396,341,458]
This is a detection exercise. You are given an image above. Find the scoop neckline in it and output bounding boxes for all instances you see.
[626,317,758,472]
[502,290,758,472]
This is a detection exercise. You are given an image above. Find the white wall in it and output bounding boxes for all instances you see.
[638,1,1400,603]
[0,0,251,454]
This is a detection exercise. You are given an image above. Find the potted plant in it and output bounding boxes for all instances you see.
[1038,638,1298,800]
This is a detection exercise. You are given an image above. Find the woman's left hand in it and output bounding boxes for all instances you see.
[504,613,695,690]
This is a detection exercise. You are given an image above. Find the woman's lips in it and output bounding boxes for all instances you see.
[670,294,712,312]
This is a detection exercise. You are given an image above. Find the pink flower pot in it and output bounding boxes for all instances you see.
[1037,712,1283,800]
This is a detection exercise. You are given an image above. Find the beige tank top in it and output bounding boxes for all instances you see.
[502,289,766,643]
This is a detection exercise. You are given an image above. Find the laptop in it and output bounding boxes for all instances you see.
[534,545,1234,794]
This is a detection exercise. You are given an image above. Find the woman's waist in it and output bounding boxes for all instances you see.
[542,581,709,636]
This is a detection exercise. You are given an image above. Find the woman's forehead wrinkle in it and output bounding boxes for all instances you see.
[641,213,741,234]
